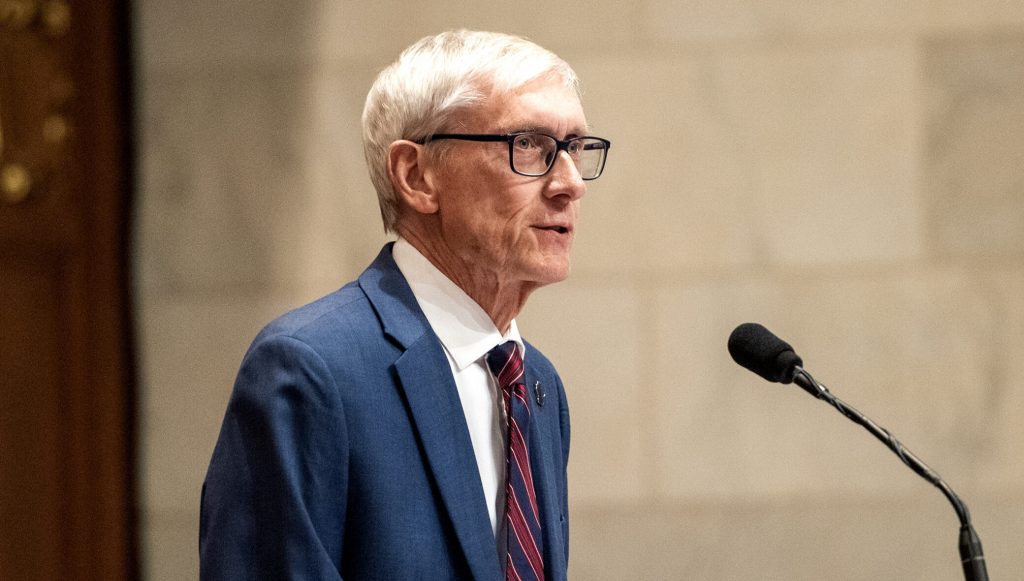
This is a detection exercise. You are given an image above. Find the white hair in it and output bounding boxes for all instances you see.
[361,29,581,232]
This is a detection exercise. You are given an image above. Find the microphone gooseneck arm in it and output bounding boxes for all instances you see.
[792,366,989,581]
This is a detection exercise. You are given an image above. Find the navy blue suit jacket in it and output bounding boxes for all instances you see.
[200,244,571,580]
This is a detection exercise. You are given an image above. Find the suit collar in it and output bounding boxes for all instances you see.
[357,242,431,350]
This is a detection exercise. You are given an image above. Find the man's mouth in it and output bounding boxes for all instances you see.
[535,224,571,234]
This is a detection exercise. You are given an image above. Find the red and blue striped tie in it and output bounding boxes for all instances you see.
[487,342,545,581]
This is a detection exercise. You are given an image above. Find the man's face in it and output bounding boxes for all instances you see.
[428,76,588,291]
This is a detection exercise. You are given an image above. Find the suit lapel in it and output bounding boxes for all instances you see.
[523,362,568,581]
[395,339,501,580]
[360,245,502,581]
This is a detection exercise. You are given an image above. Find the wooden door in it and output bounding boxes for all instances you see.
[0,1,136,578]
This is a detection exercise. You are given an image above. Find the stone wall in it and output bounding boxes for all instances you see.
[134,3,1024,579]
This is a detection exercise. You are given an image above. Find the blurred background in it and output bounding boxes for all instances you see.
[3,1,1024,579]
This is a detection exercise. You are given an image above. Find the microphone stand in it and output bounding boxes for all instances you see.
[792,367,989,581]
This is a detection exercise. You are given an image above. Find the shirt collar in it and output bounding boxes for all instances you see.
[392,238,525,371]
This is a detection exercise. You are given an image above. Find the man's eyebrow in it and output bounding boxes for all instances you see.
[496,124,540,134]
[498,124,592,137]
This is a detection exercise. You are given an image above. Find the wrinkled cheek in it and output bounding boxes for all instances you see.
[456,226,513,268]
[491,232,523,267]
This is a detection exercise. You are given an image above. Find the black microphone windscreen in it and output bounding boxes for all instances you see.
[728,323,803,384]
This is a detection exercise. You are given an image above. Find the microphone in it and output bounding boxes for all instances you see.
[726,322,803,384]
[727,323,989,581]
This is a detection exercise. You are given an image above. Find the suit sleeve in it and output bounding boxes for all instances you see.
[200,334,349,580]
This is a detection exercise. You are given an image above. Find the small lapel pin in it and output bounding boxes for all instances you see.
[534,381,546,406]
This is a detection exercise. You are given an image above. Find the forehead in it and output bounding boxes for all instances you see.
[459,77,587,135]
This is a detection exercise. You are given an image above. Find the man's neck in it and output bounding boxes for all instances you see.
[396,230,536,334]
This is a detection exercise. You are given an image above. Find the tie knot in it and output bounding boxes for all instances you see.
[486,341,523,387]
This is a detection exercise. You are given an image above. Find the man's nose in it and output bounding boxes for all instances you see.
[544,150,586,201]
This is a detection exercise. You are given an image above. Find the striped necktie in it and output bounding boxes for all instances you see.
[487,342,545,581]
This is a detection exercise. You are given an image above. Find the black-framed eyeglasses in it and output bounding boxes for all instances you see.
[415,132,611,180]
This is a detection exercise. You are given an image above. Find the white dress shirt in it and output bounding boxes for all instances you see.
[392,238,524,538]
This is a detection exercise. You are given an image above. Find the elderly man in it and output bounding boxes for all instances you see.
[200,30,610,580]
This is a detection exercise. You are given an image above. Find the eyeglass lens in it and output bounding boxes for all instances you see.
[511,134,608,179]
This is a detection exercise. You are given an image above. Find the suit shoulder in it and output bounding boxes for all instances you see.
[523,339,560,377]
[252,282,379,351]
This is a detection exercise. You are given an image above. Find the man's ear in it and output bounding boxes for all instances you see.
[388,140,439,215]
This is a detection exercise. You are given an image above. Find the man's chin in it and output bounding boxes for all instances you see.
[527,260,572,288]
